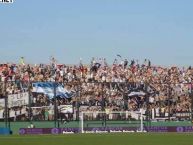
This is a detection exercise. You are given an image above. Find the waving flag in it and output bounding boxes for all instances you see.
[19,57,25,65]
[117,54,122,58]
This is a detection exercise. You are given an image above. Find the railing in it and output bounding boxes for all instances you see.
[0,81,192,129]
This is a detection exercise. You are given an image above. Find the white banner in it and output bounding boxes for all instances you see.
[8,92,29,108]
[0,109,4,119]
[0,99,5,108]
[128,91,146,97]
[58,105,73,113]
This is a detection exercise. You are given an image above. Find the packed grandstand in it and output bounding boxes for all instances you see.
[0,57,192,122]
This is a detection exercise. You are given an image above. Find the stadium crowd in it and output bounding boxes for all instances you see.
[0,57,192,121]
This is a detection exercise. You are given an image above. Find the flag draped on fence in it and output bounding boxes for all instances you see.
[32,82,74,99]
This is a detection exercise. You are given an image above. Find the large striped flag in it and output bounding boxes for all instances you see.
[32,82,75,99]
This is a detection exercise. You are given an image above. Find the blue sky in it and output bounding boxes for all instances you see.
[0,0,193,66]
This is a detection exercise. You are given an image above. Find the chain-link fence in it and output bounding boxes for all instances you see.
[0,81,192,130]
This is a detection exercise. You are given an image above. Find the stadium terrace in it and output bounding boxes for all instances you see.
[0,57,192,134]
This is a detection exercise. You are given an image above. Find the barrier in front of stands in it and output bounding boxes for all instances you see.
[0,128,12,135]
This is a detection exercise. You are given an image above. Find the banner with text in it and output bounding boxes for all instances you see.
[8,92,29,108]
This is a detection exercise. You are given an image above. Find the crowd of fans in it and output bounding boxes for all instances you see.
[0,57,192,121]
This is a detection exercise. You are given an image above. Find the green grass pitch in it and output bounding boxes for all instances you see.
[0,133,193,145]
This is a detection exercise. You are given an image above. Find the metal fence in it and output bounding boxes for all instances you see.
[0,81,192,129]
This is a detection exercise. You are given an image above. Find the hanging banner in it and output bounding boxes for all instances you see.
[58,105,73,113]
[8,92,29,108]
[128,91,146,97]
[0,99,5,108]
[0,99,5,119]
[32,82,74,99]
[0,109,4,119]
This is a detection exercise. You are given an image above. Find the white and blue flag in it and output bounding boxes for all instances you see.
[32,82,74,99]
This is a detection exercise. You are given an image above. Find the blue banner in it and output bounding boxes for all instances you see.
[32,82,74,99]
